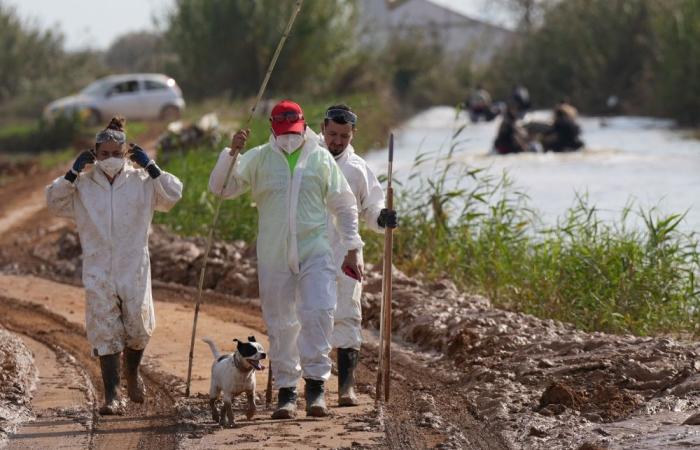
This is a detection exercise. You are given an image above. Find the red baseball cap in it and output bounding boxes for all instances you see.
[270,100,305,135]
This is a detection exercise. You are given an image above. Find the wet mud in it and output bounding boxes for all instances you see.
[0,329,37,447]
[2,172,700,449]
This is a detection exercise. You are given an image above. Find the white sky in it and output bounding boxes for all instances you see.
[5,0,509,51]
[4,0,174,50]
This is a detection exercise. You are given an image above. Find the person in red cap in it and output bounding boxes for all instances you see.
[209,100,363,419]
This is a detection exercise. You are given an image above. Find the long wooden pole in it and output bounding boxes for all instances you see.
[185,0,304,397]
[376,133,394,403]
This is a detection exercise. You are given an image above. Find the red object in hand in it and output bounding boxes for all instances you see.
[343,265,361,281]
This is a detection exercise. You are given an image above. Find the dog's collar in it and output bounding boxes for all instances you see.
[233,353,254,372]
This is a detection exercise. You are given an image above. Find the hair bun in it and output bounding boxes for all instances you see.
[106,115,126,131]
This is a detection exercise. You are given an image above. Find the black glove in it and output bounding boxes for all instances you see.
[377,208,398,229]
[65,150,95,182]
[128,144,151,168]
[129,143,161,178]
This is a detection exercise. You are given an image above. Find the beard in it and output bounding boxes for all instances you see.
[328,145,345,156]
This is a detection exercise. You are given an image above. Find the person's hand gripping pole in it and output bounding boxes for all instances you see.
[185,0,304,398]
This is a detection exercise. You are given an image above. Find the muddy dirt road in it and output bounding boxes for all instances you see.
[4,155,700,449]
[0,162,506,449]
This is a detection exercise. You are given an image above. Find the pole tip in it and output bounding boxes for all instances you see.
[388,133,394,161]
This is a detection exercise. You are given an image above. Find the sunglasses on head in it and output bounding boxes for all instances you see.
[270,111,304,123]
[325,109,357,125]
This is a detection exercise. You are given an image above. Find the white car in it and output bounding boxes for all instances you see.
[44,73,185,124]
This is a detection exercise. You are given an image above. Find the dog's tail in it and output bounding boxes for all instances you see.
[202,337,221,360]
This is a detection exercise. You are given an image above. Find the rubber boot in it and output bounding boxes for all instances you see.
[123,347,146,403]
[271,387,297,419]
[337,348,359,407]
[99,353,123,415]
[304,378,329,417]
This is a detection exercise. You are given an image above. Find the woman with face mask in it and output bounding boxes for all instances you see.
[46,116,183,415]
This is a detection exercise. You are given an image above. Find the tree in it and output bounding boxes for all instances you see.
[0,3,105,119]
[105,31,175,73]
[486,0,656,113]
[652,0,700,124]
[163,0,357,99]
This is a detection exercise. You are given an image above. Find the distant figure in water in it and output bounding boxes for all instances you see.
[542,100,584,152]
[511,84,531,118]
[600,95,620,127]
[494,106,531,154]
[466,84,500,123]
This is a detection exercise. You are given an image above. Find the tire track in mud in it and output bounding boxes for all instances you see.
[0,295,180,450]
[8,333,96,450]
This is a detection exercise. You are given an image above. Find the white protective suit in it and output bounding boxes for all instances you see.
[324,141,385,350]
[46,163,183,356]
[208,129,363,388]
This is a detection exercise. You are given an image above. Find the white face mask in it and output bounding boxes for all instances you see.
[276,134,305,154]
[98,157,125,178]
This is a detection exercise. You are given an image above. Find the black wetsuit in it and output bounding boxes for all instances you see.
[494,120,528,154]
[544,117,583,152]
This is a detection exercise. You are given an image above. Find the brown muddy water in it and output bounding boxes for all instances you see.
[364,107,700,233]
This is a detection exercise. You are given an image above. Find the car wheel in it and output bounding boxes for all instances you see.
[160,105,181,122]
[85,109,101,126]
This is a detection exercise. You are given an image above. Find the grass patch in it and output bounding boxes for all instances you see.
[0,115,84,154]
[154,141,264,243]
[363,135,700,336]
[37,148,75,170]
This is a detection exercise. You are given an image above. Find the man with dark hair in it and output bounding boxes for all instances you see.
[320,104,398,406]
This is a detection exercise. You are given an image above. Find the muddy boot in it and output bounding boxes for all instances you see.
[304,378,329,417]
[337,348,359,407]
[99,353,123,415]
[271,387,297,419]
[123,347,146,403]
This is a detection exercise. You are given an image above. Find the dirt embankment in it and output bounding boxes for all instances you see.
[4,163,700,449]
[0,329,36,447]
[0,169,495,449]
[14,221,700,448]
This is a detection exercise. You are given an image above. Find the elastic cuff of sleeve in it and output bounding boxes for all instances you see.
[64,170,77,183]
[146,163,161,179]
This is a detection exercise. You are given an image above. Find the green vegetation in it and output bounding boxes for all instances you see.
[486,0,700,124]
[155,92,394,240]
[163,0,355,99]
[154,145,259,242]
[0,115,84,154]
[157,125,700,337]
[0,4,105,122]
[360,130,700,336]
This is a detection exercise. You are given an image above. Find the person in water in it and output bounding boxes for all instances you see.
[542,101,584,152]
[494,105,531,154]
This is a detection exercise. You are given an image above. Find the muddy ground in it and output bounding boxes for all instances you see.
[2,163,700,449]
[0,328,36,448]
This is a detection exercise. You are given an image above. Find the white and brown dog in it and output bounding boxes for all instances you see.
[203,336,266,427]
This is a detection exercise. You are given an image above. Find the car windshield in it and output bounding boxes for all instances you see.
[80,80,109,96]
